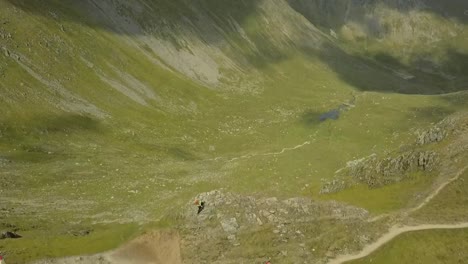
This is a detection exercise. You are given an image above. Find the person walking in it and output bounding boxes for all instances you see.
[197,201,205,215]
[194,199,206,215]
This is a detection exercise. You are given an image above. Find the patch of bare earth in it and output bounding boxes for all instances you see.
[33,231,181,264]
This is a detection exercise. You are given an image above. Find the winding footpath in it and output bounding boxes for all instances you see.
[369,164,468,223]
[206,140,311,162]
[329,223,468,264]
[229,140,311,162]
[329,165,468,264]
[408,164,468,213]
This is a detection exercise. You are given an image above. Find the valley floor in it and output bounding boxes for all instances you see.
[32,163,468,264]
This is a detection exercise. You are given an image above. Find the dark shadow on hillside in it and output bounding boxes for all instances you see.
[44,114,101,133]
[443,50,468,77]
[409,106,456,123]
[5,0,468,96]
[432,91,468,121]
[6,0,261,44]
[137,143,200,161]
[167,147,199,161]
[312,44,468,94]
[8,0,467,40]
[287,0,468,32]
[0,114,101,163]
[425,0,468,24]
[0,114,102,141]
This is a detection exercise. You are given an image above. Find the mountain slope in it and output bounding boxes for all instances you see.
[0,0,467,263]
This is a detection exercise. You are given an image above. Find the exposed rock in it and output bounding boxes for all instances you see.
[320,178,348,194]
[256,217,263,226]
[186,190,368,229]
[181,190,370,264]
[419,130,443,144]
[1,231,22,239]
[321,150,439,193]
[0,157,9,167]
[68,229,93,237]
[1,46,9,57]
[220,218,239,234]
[11,53,20,61]
[417,127,446,145]
[416,113,468,145]
[321,113,468,194]
[265,197,278,206]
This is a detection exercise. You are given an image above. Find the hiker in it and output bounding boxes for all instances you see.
[197,201,205,215]
[194,199,205,215]
[0,255,5,264]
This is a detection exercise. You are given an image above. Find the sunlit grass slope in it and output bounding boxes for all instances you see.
[0,0,467,262]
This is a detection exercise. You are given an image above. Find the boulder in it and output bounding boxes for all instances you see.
[1,231,21,239]
[220,218,239,234]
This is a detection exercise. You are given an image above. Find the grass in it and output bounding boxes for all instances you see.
[347,228,468,264]
[0,0,468,262]
[318,172,435,215]
[0,223,139,264]
[411,161,468,222]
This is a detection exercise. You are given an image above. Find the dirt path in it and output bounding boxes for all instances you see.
[206,140,311,162]
[329,165,468,263]
[33,160,467,264]
[328,223,468,264]
[33,231,182,264]
[408,164,468,213]
[368,165,468,222]
[229,140,311,162]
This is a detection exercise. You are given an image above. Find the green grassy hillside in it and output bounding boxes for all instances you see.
[0,0,467,263]
[348,228,468,264]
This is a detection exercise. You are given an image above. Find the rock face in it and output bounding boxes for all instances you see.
[0,231,22,239]
[416,114,463,145]
[358,151,437,186]
[181,190,369,262]
[220,218,239,234]
[321,150,439,193]
[417,127,446,145]
[187,190,368,227]
[321,113,468,194]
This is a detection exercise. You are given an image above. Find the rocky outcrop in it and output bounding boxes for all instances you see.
[320,150,439,194]
[416,121,445,145]
[416,114,466,145]
[320,178,349,194]
[321,113,468,194]
[181,190,370,263]
[351,151,439,188]
[417,127,446,145]
[183,190,368,244]
[187,190,368,226]
[0,231,22,239]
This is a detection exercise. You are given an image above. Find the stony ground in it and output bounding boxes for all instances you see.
[33,231,181,264]
[180,190,372,263]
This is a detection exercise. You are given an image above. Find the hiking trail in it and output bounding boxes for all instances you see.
[206,140,311,162]
[328,223,468,264]
[329,165,468,263]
